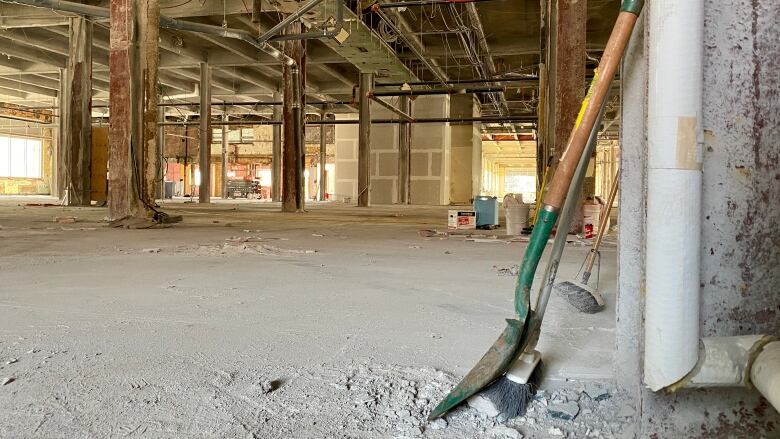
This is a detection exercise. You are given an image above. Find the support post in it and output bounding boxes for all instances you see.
[109,0,144,219]
[221,111,228,198]
[318,108,327,201]
[271,90,282,201]
[56,68,67,200]
[281,21,305,212]
[66,16,92,206]
[357,72,373,207]
[141,0,160,205]
[157,102,165,199]
[397,95,411,204]
[198,61,211,203]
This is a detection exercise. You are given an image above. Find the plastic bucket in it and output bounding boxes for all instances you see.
[505,204,530,235]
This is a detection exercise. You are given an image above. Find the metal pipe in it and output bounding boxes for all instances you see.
[377,0,495,7]
[0,0,108,17]
[374,8,447,86]
[258,0,326,43]
[369,86,505,97]
[157,115,536,126]
[376,77,538,87]
[644,0,703,391]
[271,90,282,202]
[370,96,413,122]
[752,340,780,412]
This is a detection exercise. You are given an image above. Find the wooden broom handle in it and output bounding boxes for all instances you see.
[543,11,638,209]
[584,169,621,274]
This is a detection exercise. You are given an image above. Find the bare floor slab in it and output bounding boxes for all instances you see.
[0,198,623,438]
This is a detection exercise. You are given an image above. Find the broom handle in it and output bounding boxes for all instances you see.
[514,0,643,318]
[582,169,620,283]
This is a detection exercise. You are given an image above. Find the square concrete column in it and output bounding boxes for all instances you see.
[198,62,211,204]
[65,16,92,206]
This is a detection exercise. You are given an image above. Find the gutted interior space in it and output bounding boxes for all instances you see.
[0,0,778,438]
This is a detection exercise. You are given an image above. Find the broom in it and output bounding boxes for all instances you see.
[554,169,619,313]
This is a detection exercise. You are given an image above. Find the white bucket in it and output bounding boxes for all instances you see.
[505,204,530,235]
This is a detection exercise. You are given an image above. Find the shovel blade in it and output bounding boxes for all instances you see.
[428,318,526,420]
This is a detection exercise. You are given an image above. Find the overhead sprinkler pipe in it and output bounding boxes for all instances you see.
[368,86,505,97]
[376,0,495,7]
[644,0,704,391]
[258,0,326,43]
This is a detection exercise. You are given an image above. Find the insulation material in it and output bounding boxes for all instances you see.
[751,341,780,412]
[644,169,702,391]
[644,0,705,392]
[677,335,773,388]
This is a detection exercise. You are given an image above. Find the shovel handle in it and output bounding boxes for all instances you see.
[543,7,640,209]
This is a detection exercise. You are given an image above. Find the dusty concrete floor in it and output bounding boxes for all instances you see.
[0,197,624,438]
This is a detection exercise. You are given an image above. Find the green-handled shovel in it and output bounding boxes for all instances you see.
[428,0,645,420]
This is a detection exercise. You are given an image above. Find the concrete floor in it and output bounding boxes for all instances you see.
[0,197,620,438]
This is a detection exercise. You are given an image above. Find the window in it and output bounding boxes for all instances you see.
[0,136,42,178]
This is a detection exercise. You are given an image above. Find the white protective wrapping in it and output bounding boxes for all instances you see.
[751,341,780,412]
[644,0,704,391]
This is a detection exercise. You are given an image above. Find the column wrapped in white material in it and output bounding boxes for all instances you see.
[644,0,704,391]
[751,341,780,412]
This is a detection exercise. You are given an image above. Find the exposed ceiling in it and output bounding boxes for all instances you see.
[0,0,620,126]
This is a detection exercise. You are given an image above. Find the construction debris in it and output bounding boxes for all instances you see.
[53,216,77,224]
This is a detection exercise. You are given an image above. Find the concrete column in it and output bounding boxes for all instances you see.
[108,0,159,220]
[221,112,228,198]
[397,95,411,204]
[141,0,160,205]
[318,109,327,201]
[281,21,305,212]
[271,90,282,201]
[66,16,92,206]
[56,68,67,200]
[547,0,586,230]
[157,102,165,199]
[198,61,211,204]
[357,72,373,207]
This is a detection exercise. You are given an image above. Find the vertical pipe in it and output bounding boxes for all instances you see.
[357,72,373,207]
[198,61,211,203]
[318,108,327,201]
[397,95,410,204]
[221,111,228,198]
[271,90,282,201]
[644,0,703,391]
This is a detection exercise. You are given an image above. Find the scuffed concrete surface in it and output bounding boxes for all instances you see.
[618,1,780,437]
[700,0,780,337]
[0,199,628,438]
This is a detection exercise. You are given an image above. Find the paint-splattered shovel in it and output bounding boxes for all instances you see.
[428,0,645,420]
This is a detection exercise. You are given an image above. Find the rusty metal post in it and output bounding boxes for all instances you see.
[397,95,411,204]
[66,16,92,206]
[271,90,282,201]
[157,101,165,199]
[198,61,211,203]
[357,72,373,207]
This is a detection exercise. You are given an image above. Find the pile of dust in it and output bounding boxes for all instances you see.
[1,338,635,438]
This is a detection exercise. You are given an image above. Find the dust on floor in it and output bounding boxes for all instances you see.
[0,198,624,438]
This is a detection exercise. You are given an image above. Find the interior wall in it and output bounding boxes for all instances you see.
[617,2,780,436]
